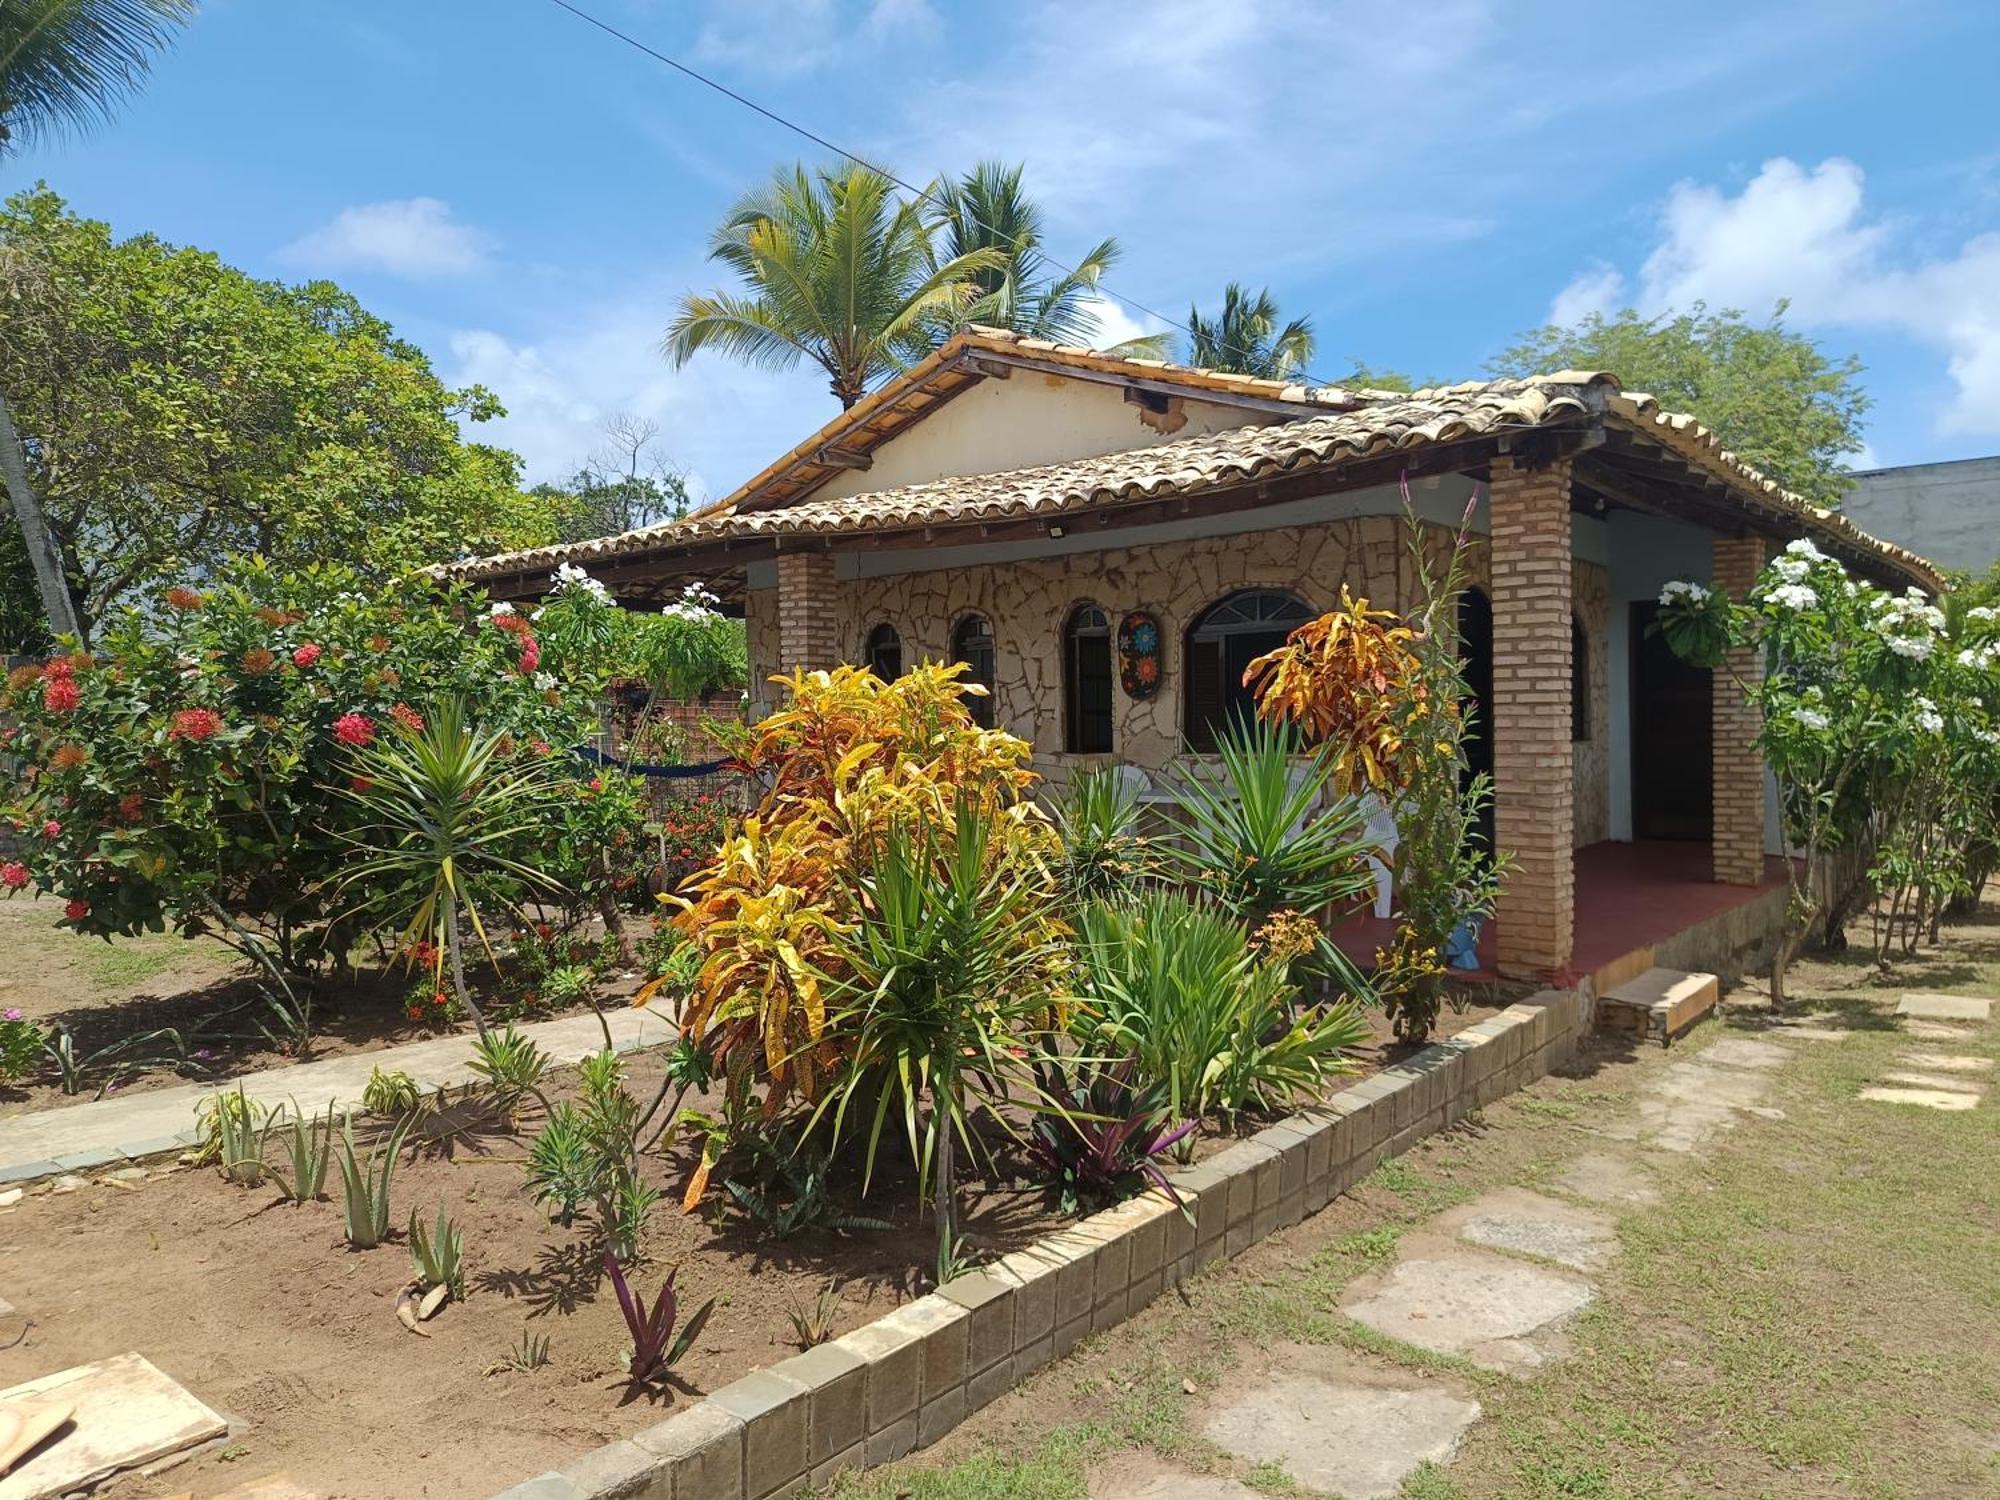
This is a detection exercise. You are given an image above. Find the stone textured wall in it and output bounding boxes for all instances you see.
[745,513,1611,846]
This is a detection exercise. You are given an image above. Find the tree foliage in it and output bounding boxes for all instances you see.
[0,0,194,154]
[1185,283,1316,379]
[1489,302,1869,506]
[0,186,550,644]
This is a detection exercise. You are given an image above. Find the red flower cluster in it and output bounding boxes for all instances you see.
[42,676,81,713]
[406,939,439,969]
[164,586,204,611]
[331,712,375,748]
[491,611,532,637]
[50,744,90,772]
[389,703,425,735]
[64,899,89,922]
[118,792,145,820]
[0,862,28,891]
[404,989,456,1026]
[169,707,224,742]
[40,820,60,839]
[241,647,276,675]
[349,774,373,794]
[518,638,541,675]
[291,642,322,669]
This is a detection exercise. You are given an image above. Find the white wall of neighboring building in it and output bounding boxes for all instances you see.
[1840,456,2000,576]
[811,374,1274,502]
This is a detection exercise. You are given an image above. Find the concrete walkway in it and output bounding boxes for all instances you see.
[1098,994,1994,1500]
[0,1004,678,1186]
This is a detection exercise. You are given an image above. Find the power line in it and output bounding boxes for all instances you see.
[539,0,1341,389]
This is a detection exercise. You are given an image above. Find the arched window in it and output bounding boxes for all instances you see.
[951,613,997,729]
[1571,614,1589,742]
[1184,588,1313,753]
[865,622,902,681]
[1063,604,1114,753]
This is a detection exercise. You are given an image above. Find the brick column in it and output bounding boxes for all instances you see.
[775,551,840,672]
[1489,457,1575,978]
[1711,535,1769,885]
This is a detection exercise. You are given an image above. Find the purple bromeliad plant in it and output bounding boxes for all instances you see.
[1026,1055,1194,1214]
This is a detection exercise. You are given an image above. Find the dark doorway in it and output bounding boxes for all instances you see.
[1629,600,1712,840]
[1458,588,1495,851]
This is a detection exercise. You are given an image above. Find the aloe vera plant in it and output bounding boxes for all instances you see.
[336,1113,411,1249]
[203,1083,267,1187]
[409,1202,465,1300]
[604,1251,715,1383]
[266,1097,335,1203]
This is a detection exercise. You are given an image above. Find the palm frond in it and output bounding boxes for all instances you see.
[0,0,195,153]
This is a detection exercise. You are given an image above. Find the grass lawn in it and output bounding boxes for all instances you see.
[828,913,2000,1500]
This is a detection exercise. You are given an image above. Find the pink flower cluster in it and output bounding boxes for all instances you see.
[332,712,376,748]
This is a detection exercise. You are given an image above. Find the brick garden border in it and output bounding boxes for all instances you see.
[495,987,1590,1500]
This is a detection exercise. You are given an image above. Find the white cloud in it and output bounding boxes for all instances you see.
[693,0,934,77]
[447,282,829,496]
[1572,156,2000,436]
[1078,295,1173,353]
[1548,264,1626,327]
[283,198,494,278]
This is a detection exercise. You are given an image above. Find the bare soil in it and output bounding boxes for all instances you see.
[0,988,1508,1500]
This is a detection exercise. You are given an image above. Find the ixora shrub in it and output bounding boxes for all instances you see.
[1658,539,2000,1002]
[0,561,593,974]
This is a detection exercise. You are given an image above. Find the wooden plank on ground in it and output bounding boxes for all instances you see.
[0,1353,228,1500]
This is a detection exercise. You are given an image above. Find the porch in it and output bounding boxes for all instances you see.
[1328,839,1792,993]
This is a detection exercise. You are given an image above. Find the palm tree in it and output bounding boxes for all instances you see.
[930,161,1171,357]
[665,162,1006,409]
[1186,283,1317,380]
[0,0,195,641]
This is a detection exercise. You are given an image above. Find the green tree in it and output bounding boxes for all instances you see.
[1,0,198,642]
[930,160,1170,356]
[0,186,549,643]
[665,161,1004,409]
[1488,302,1868,505]
[529,413,691,544]
[1186,283,1316,379]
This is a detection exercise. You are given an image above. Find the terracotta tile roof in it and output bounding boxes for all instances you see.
[444,340,1941,593]
[448,372,1606,580]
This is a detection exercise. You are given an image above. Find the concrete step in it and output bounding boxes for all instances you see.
[1596,966,1718,1047]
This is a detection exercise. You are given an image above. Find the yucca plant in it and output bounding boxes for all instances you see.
[814,799,1069,1278]
[409,1202,466,1301]
[1050,765,1152,904]
[469,1025,553,1127]
[604,1252,716,1384]
[1168,717,1378,930]
[336,1113,411,1249]
[1073,892,1368,1151]
[266,1096,335,1203]
[333,697,568,1039]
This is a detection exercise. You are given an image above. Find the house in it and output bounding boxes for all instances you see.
[451,328,1942,986]
[1838,454,2000,576]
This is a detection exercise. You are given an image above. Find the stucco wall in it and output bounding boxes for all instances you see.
[1841,456,2000,576]
[746,513,1613,848]
[812,375,1272,505]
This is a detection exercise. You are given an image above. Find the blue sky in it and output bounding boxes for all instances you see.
[8,0,2000,499]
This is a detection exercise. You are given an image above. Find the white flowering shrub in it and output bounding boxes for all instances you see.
[1657,536,2000,997]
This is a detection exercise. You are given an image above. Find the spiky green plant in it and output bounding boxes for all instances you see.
[200,1083,268,1187]
[786,1281,842,1350]
[333,697,568,1039]
[501,1327,550,1373]
[1185,282,1316,378]
[469,1025,552,1128]
[336,1113,411,1249]
[526,1103,603,1227]
[408,1202,465,1300]
[362,1066,423,1117]
[266,1097,334,1203]
[1050,764,1151,904]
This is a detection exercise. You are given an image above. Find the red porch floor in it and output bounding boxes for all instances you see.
[1330,839,1791,985]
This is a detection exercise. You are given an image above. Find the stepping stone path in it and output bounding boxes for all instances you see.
[1894,993,1993,1023]
[1096,1027,1810,1500]
[1340,1250,1595,1375]
[1598,1030,1791,1153]
[1200,1355,1480,1500]
[1864,995,1993,1110]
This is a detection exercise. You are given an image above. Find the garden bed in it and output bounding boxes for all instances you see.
[0,995,1508,1500]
